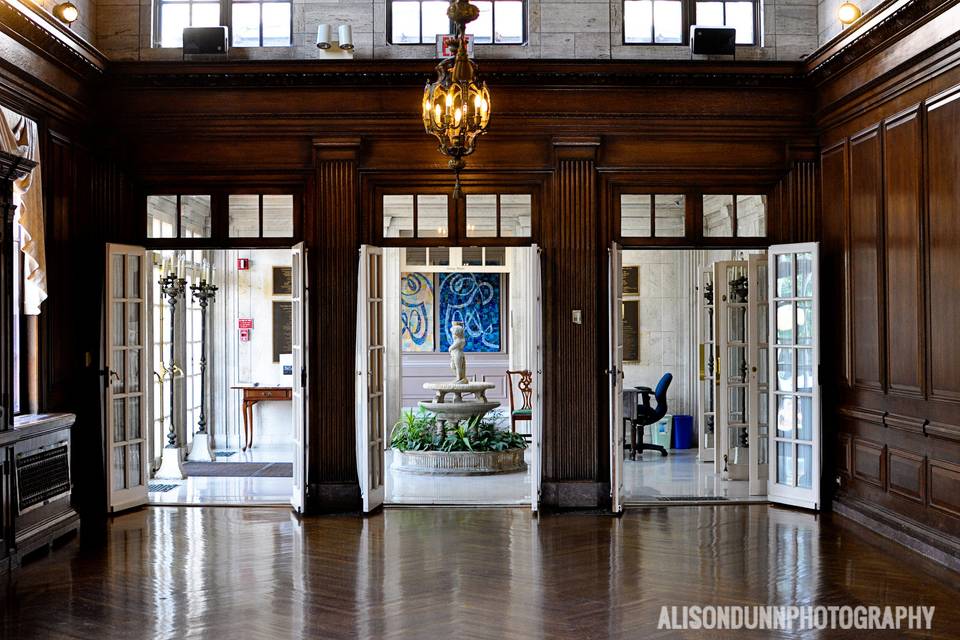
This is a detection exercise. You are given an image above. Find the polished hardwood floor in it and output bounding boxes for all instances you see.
[2,505,958,639]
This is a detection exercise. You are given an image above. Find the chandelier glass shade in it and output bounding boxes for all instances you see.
[422,0,491,196]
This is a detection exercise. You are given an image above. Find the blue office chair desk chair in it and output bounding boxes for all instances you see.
[623,373,673,460]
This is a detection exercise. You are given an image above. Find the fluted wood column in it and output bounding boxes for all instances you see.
[310,137,362,512]
[541,137,604,508]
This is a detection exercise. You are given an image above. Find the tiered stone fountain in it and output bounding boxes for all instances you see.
[392,323,527,475]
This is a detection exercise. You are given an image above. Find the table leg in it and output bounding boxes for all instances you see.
[248,400,255,450]
[242,400,250,451]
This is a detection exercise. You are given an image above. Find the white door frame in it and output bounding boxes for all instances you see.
[356,245,386,512]
[608,241,625,513]
[105,244,149,512]
[767,242,821,510]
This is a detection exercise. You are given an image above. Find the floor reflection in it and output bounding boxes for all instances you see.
[3,505,959,639]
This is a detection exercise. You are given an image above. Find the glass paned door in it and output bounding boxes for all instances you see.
[105,244,149,512]
[697,264,716,463]
[290,242,308,512]
[767,243,821,509]
[528,245,543,512]
[747,253,769,495]
[356,246,385,513]
[714,260,749,480]
[609,242,625,513]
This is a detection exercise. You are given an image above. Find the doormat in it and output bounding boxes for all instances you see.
[654,496,729,502]
[214,451,237,458]
[181,462,293,478]
[149,483,180,493]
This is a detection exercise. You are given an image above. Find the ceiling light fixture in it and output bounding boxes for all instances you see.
[53,2,79,25]
[421,0,490,199]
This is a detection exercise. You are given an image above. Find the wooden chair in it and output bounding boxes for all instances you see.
[506,370,533,437]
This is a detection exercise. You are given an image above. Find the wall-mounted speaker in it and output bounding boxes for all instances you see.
[690,26,736,55]
[183,26,229,55]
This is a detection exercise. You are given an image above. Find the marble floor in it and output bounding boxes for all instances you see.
[622,448,768,503]
[386,448,531,506]
[148,443,293,506]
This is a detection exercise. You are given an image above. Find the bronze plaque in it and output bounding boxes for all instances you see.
[622,300,639,362]
[273,266,293,296]
[272,301,293,362]
[622,265,639,295]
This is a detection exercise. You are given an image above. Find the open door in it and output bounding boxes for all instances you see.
[697,264,716,464]
[747,253,769,495]
[104,244,149,512]
[714,259,749,480]
[528,245,543,512]
[608,241,625,513]
[356,245,385,513]
[768,243,821,510]
[290,242,308,512]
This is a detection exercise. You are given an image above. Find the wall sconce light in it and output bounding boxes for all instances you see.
[53,2,80,25]
[316,23,355,57]
[338,25,354,50]
[316,24,332,49]
[837,1,862,25]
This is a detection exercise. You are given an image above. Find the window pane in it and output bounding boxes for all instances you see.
[391,1,421,43]
[467,1,493,43]
[624,1,653,44]
[727,1,754,44]
[736,194,766,237]
[654,194,684,237]
[384,195,414,238]
[229,194,260,237]
[418,195,448,237]
[653,0,682,43]
[703,194,733,237]
[621,194,652,237]
[466,194,497,237]
[263,194,294,237]
[232,3,261,47]
[494,0,523,43]
[192,2,221,27]
[263,2,291,46]
[500,194,531,237]
[696,1,725,26]
[180,195,212,238]
[160,3,190,47]
[147,196,178,238]
[422,1,450,44]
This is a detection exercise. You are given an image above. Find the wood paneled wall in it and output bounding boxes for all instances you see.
[817,5,960,561]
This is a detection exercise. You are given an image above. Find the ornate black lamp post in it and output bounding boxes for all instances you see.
[188,274,217,461]
[155,265,187,479]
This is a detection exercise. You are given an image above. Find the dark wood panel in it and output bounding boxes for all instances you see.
[838,432,852,477]
[820,142,850,387]
[848,129,884,391]
[887,447,925,503]
[882,109,923,396]
[928,458,960,519]
[853,438,885,488]
[925,89,960,403]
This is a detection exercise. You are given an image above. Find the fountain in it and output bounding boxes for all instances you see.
[392,323,527,475]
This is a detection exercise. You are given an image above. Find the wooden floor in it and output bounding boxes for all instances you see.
[3,505,958,639]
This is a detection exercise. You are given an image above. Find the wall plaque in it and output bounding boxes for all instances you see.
[273,266,293,296]
[272,301,292,362]
[622,265,639,295]
[622,299,640,362]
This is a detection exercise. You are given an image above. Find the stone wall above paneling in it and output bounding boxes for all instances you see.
[95,0,821,62]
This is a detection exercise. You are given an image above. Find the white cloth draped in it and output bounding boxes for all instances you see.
[1,107,46,315]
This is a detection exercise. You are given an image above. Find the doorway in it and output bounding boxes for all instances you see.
[357,245,543,510]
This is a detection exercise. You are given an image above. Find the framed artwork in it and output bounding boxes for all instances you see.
[273,266,292,296]
[438,272,501,352]
[401,272,435,352]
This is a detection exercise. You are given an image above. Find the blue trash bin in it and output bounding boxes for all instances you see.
[672,415,694,449]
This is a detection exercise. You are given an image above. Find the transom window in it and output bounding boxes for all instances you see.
[623,0,758,46]
[383,194,450,238]
[156,0,292,48]
[617,191,768,241]
[465,193,532,238]
[389,0,525,45]
[703,194,766,237]
[146,192,297,242]
[620,194,686,238]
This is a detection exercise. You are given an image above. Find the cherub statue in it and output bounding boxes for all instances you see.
[449,322,467,383]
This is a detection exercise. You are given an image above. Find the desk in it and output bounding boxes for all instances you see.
[231,386,292,451]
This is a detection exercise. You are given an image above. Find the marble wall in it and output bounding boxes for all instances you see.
[96,0,822,62]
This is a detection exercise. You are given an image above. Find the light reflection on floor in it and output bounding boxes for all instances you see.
[623,448,768,502]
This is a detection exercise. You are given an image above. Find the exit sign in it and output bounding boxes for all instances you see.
[238,318,253,329]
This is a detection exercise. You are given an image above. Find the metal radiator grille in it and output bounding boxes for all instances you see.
[17,444,71,513]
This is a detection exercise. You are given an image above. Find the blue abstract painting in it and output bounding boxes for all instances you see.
[438,273,501,352]
[400,272,434,352]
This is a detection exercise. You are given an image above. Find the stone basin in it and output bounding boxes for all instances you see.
[418,400,500,420]
[423,381,496,404]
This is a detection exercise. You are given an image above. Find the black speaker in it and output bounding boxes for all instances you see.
[690,26,736,55]
[182,26,229,55]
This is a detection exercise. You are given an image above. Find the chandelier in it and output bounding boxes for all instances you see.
[422,0,491,198]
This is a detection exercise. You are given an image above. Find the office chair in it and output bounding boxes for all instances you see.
[625,373,673,459]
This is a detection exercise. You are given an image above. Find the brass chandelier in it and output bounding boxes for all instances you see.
[422,0,491,198]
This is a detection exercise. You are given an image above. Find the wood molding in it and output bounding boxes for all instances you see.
[0,0,104,76]
[928,458,960,519]
[886,446,926,503]
[883,412,926,434]
[926,420,960,443]
[838,405,886,424]
[852,438,886,488]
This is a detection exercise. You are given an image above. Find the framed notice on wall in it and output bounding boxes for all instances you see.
[622,299,640,362]
[622,265,639,295]
[273,266,293,296]
[272,301,293,362]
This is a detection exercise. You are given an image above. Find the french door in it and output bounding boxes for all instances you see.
[767,243,821,510]
[528,245,543,512]
[747,253,769,495]
[105,244,149,512]
[714,259,749,480]
[290,242,308,512]
[356,245,385,513]
[608,241,625,513]
[697,264,716,464]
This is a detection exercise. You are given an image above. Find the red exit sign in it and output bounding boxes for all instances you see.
[238,318,253,329]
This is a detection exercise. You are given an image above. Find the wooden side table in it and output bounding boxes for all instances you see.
[231,386,293,451]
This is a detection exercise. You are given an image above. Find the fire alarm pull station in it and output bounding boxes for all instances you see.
[237,258,250,270]
[238,318,253,342]
[239,329,250,342]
